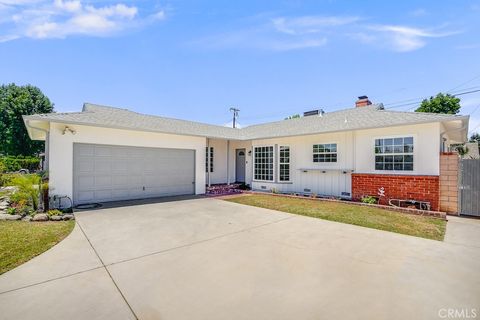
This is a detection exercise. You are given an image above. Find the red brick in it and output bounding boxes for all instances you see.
[352,173,439,211]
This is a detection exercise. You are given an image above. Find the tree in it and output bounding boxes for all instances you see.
[0,84,54,156]
[415,93,461,114]
[285,114,301,120]
[470,133,480,146]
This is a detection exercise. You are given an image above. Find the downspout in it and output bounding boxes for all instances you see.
[226,140,230,185]
[26,120,50,171]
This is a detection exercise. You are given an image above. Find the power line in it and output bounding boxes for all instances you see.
[447,73,480,93]
[384,87,480,110]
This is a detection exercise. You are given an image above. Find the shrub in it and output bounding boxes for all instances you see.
[361,196,378,204]
[0,156,40,173]
[237,183,251,190]
[9,174,41,211]
[6,207,17,215]
[47,209,63,216]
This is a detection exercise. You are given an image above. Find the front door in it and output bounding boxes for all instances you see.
[235,149,246,183]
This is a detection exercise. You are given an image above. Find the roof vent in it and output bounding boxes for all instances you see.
[303,109,325,117]
[355,96,372,108]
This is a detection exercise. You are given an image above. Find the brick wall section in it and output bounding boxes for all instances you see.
[439,152,459,215]
[352,174,440,211]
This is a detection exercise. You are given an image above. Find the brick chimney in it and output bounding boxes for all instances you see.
[355,95,372,107]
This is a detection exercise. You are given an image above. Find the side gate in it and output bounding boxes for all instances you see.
[459,159,480,216]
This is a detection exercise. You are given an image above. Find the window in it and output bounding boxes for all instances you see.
[375,137,413,171]
[205,147,214,172]
[254,146,274,181]
[313,143,337,162]
[279,146,290,181]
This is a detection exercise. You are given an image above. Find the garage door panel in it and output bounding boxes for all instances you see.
[111,160,128,173]
[77,191,95,202]
[128,162,144,174]
[76,144,95,156]
[77,176,95,189]
[75,160,94,173]
[94,160,112,174]
[74,144,195,204]
[94,146,112,157]
[95,175,112,187]
[95,190,113,201]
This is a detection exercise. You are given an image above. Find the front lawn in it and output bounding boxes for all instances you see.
[0,221,75,274]
[225,194,446,241]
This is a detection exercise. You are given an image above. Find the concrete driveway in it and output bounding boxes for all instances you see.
[0,197,479,320]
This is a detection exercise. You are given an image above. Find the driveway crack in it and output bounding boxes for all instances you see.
[76,220,139,320]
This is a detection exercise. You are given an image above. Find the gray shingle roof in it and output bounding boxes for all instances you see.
[24,102,469,140]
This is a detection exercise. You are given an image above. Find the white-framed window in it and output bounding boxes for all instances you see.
[254,146,274,181]
[279,146,290,181]
[313,143,337,162]
[375,137,413,171]
[205,147,214,172]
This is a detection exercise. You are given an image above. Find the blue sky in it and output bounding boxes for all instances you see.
[1,0,480,134]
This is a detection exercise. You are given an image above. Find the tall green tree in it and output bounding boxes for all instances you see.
[0,84,54,156]
[415,93,461,114]
[285,114,301,120]
[470,132,480,146]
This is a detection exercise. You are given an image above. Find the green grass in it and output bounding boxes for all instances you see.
[0,221,75,274]
[225,194,446,241]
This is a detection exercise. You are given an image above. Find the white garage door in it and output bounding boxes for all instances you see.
[73,143,195,204]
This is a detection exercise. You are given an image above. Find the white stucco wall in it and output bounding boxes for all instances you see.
[46,120,443,201]
[206,139,228,184]
[48,123,206,200]
[238,122,441,197]
[248,132,354,197]
[354,122,440,175]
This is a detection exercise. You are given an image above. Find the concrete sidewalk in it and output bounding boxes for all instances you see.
[0,198,479,320]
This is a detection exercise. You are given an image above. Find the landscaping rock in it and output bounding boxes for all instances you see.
[5,214,22,221]
[50,215,63,221]
[0,201,9,210]
[62,214,75,221]
[22,216,32,222]
[32,213,49,221]
[0,213,11,220]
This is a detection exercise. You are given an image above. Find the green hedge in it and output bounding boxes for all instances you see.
[0,156,40,173]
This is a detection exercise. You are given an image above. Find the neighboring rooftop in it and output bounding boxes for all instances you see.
[24,102,469,141]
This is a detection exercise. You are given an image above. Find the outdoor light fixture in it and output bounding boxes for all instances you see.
[62,126,76,135]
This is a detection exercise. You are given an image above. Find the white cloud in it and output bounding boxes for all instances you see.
[54,0,81,12]
[194,15,354,51]
[272,15,360,35]
[0,0,164,42]
[151,10,165,21]
[193,14,458,53]
[361,25,460,52]
[270,37,327,51]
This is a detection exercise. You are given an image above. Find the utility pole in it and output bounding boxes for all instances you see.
[229,107,240,128]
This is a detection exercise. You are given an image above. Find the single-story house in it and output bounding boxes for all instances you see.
[23,96,469,211]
